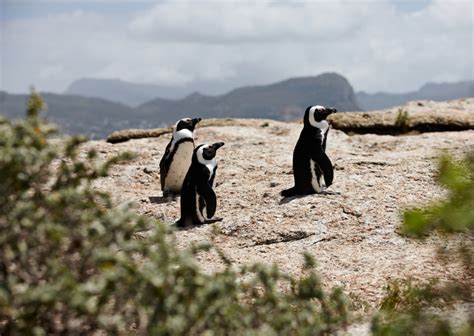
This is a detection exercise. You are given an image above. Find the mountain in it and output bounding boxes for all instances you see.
[356,80,474,110]
[65,78,191,106]
[0,91,144,139]
[137,73,361,125]
[1,73,359,139]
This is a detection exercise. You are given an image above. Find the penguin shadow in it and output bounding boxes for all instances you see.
[171,218,224,231]
[149,195,179,204]
[279,190,341,205]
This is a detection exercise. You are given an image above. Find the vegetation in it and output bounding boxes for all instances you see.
[372,152,474,335]
[0,91,350,334]
[394,108,409,129]
[372,278,471,336]
[402,153,474,238]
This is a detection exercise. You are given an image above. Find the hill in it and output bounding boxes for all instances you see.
[65,78,190,106]
[0,91,138,138]
[356,80,474,110]
[136,73,361,125]
[2,73,361,139]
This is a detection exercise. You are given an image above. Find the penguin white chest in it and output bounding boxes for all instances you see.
[195,192,206,223]
[165,142,194,192]
[309,122,329,193]
[205,162,216,183]
[195,160,216,222]
[310,160,322,192]
[316,120,329,144]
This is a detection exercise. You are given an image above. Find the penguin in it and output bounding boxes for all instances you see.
[281,105,337,197]
[160,117,201,196]
[176,142,225,227]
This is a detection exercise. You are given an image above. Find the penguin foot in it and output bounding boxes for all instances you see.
[175,218,186,228]
[281,187,315,197]
[281,187,297,197]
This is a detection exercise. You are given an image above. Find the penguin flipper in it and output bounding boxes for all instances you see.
[197,182,217,219]
[159,141,172,191]
[311,146,334,187]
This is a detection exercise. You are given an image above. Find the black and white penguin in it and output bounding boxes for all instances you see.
[160,117,201,196]
[281,105,337,197]
[176,142,225,227]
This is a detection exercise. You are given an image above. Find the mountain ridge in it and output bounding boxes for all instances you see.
[65,78,192,106]
[66,76,474,112]
[136,73,360,125]
[3,74,474,139]
[2,73,360,138]
[356,80,474,110]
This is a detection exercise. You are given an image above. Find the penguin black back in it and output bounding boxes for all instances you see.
[281,105,337,197]
[177,142,224,227]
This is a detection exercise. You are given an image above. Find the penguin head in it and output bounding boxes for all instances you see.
[175,117,202,132]
[304,105,337,128]
[196,142,225,163]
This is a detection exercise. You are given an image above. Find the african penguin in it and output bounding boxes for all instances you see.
[176,142,225,227]
[159,117,201,196]
[281,105,337,197]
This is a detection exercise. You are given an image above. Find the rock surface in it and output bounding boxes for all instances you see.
[84,110,473,317]
[329,98,474,134]
[106,99,474,143]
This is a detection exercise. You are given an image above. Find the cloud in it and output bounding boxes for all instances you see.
[1,0,472,94]
[1,10,118,92]
[128,1,372,43]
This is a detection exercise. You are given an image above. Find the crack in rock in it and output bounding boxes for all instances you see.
[253,230,315,246]
[352,160,397,166]
[312,235,338,245]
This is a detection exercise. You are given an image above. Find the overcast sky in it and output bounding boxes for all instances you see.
[0,0,472,95]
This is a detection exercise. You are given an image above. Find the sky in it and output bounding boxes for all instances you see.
[0,0,473,95]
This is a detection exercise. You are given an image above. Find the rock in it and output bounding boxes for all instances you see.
[329,99,474,134]
[143,167,154,174]
[85,99,474,318]
[107,127,172,143]
[106,118,281,143]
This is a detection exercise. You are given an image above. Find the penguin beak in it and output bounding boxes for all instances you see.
[325,108,337,117]
[212,142,225,150]
[192,117,202,126]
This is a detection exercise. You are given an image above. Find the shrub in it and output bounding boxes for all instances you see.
[372,152,474,335]
[402,153,474,238]
[0,91,350,335]
[372,278,471,336]
[394,108,409,129]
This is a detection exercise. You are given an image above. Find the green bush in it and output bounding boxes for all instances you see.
[372,153,474,336]
[0,91,349,335]
[394,108,409,129]
[402,153,474,238]
[372,278,472,336]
